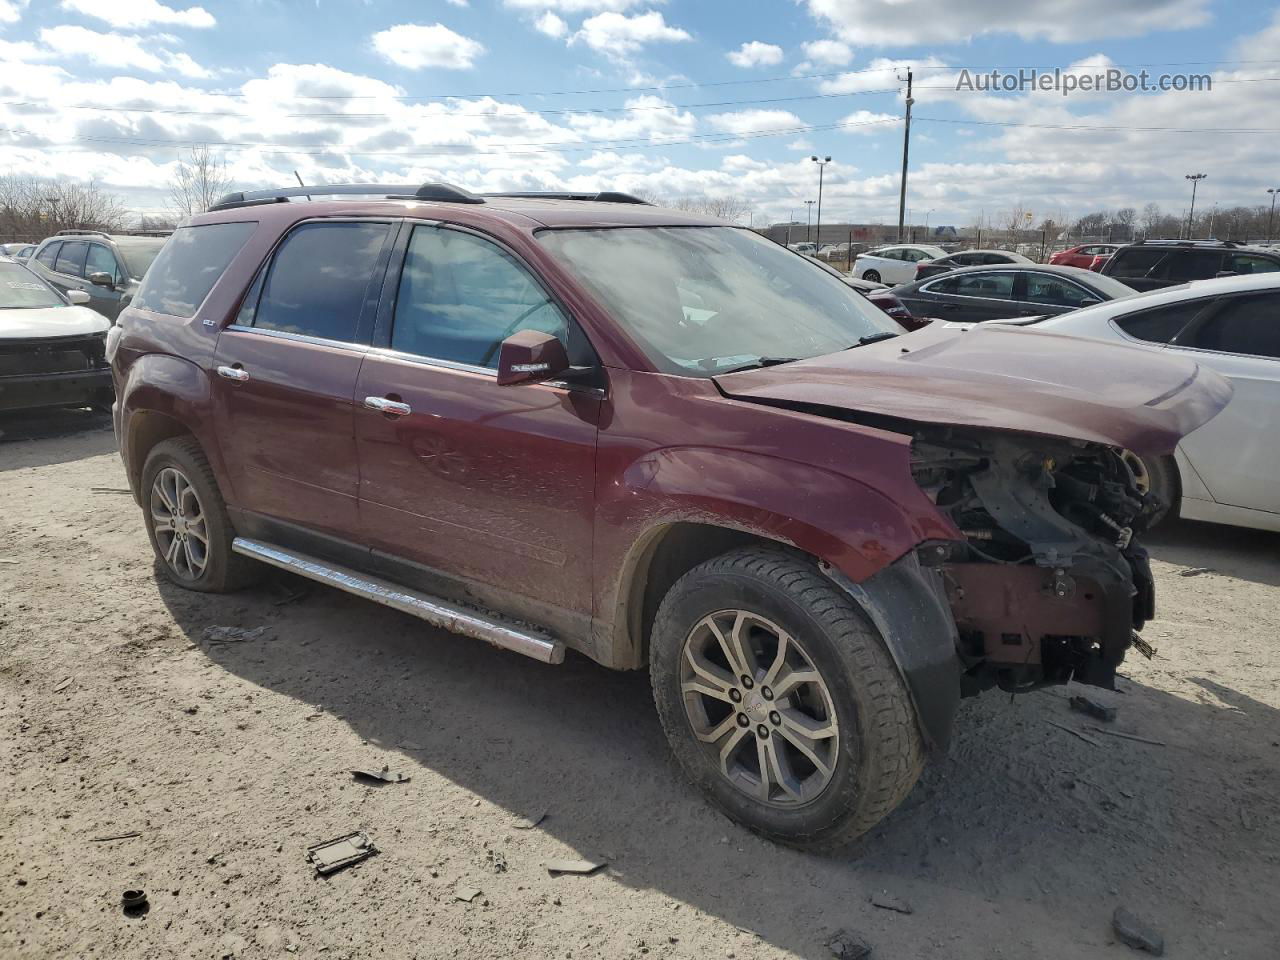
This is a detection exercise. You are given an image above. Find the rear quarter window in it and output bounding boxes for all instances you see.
[132,222,257,318]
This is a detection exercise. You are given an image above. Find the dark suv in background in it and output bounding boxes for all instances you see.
[108,182,1228,848]
[1101,239,1280,291]
[28,231,168,322]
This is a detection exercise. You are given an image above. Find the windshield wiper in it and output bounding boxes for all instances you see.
[718,356,801,374]
[850,332,899,347]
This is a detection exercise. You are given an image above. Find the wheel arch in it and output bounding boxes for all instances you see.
[119,354,225,503]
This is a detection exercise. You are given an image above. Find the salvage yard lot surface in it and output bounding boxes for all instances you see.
[2,410,1278,960]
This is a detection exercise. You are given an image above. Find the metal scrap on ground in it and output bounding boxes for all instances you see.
[202,625,268,644]
[92,831,141,842]
[1088,726,1167,747]
[52,677,72,692]
[1070,695,1117,722]
[1112,906,1165,955]
[305,832,378,876]
[1046,719,1102,746]
[352,765,410,784]
[870,891,913,914]
[543,858,606,876]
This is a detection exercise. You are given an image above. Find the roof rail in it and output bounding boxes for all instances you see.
[207,181,485,212]
[54,229,110,238]
[486,191,650,205]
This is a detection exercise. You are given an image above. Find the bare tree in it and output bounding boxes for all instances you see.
[631,191,753,224]
[1140,203,1162,237]
[168,145,234,218]
[0,174,127,240]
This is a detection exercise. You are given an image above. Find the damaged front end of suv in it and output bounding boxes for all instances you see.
[912,428,1155,695]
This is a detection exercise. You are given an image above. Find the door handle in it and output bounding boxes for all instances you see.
[216,365,250,382]
[363,396,412,417]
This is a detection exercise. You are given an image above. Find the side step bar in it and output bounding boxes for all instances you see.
[231,538,565,664]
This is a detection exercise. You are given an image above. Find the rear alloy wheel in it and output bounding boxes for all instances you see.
[141,437,260,593]
[1120,449,1178,527]
[861,269,881,283]
[650,548,924,849]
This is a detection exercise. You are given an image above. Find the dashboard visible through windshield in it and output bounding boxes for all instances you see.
[538,226,901,376]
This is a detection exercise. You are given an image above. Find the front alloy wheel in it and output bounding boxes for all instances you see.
[681,610,839,806]
[150,466,209,581]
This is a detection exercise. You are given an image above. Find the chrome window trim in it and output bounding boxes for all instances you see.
[366,345,604,396]
[224,323,368,353]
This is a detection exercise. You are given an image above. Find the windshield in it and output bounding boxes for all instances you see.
[0,262,66,309]
[114,237,166,279]
[538,226,901,376]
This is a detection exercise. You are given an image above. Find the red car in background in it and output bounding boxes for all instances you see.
[1049,243,1121,271]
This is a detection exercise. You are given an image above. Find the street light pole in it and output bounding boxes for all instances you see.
[810,156,831,249]
[804,200,815,243]
[1185,173,1206,238]
[1268,188,1278,242]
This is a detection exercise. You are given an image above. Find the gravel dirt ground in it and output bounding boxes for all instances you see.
[2,409,1278,960]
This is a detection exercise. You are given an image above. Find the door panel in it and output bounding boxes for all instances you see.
[356,355,600,616]
[212,329,366,536]
[210,219,395,539]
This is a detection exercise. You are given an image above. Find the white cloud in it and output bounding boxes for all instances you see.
[0,0,23,24]
[504,0,646,10]
[818,57,948,94]
[39,25,211,76]
[801,39,851,65]
[60,0,215,28]
[803,0,1209,45]
[571,11,691,58]
[708,109,802,137]
[726,41,783,68]
[534,11,568,38]
[371,23,485,70]
[566,94,697,143]
[446,0,469,5]
[840,109,899,133]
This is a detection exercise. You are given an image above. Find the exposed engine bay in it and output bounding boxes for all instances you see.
[910,427,1158,695]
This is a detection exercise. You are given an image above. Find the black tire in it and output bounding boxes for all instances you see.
[1123,451,1179,528]
[861,269,881,283]
[140,436,260,593]
[649,547,924,850]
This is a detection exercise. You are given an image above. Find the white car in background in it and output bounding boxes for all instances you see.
[852,244,949,284]
[1008,273,1280,532]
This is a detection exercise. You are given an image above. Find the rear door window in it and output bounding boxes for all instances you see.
[952,272,1015,299]
[54,241,87,278]
[390,225,570,368]
[250,221,389,343]
[133,221,257,319]
[1165,250,1224,281]
[1179,293,1280,359]
[1114,300,1208,344]
[1108,248,1167,279]
[35,242,60,268]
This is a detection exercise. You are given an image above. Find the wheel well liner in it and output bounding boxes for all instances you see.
[126,410,190,497]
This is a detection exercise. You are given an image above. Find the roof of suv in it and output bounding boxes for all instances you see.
[193,183,724,231]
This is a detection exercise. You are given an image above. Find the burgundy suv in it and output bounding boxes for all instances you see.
[108,183,1229,848]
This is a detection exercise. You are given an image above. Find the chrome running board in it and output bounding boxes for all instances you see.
[231,537,565,664]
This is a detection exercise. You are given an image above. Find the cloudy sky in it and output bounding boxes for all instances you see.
[0,0,1275,228]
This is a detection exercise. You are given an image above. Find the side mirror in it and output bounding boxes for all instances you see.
[1214,270,1237,279]
[67,290,91,305]
[1078,296,1101,307]
[87,271,114,289]
[495,329,569,386]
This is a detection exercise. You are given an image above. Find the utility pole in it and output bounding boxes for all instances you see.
[896,67,913,243]
[804,200,815,243]
[1184,173,1206,238]
[811,156,831,249]
[1267,188,1278,242]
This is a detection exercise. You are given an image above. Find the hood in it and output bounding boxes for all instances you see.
[713,321,1231,456]
[0,305,108,340]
